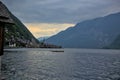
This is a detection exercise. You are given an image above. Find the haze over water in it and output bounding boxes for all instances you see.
[1,48,120,80]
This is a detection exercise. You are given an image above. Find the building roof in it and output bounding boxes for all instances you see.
[0,1,14,24]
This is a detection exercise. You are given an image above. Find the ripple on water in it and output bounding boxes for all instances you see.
[1,48,120,80]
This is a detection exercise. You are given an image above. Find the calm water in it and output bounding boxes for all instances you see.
[1,48,120,80]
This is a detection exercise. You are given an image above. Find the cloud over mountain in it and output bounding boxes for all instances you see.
[2,0,120,23]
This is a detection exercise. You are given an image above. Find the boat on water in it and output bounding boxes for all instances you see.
[51,50,64,52]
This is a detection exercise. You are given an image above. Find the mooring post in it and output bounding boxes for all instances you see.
[0,23,4,56]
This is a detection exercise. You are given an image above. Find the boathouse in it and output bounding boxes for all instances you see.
[0,1,14,56]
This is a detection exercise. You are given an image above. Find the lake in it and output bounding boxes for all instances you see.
[1,48,120,80]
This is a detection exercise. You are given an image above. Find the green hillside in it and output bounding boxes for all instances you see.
[4,12,39,48]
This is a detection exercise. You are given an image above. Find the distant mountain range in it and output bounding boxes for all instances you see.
[38,36,50,42]
[46,12,120,49]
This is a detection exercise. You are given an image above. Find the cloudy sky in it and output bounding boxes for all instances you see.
[2,0,120,38]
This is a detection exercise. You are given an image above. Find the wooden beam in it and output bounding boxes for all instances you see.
[0,23,4,56]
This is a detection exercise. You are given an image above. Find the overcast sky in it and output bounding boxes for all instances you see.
[1,0,120,38]
[2,0,120,23]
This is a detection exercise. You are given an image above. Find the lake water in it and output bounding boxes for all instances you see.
[1,48,120,80]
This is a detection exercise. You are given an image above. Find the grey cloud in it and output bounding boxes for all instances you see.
[2,0,120,23]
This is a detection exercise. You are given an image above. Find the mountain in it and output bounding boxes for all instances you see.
[1,1,39,48]
[106,35,120,49]
[46,12,120,48]
[38,36,50,42]
[5,14,39,47]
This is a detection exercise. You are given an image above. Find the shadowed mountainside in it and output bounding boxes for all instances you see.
[46,12,120,49]
[106,35,120,49]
